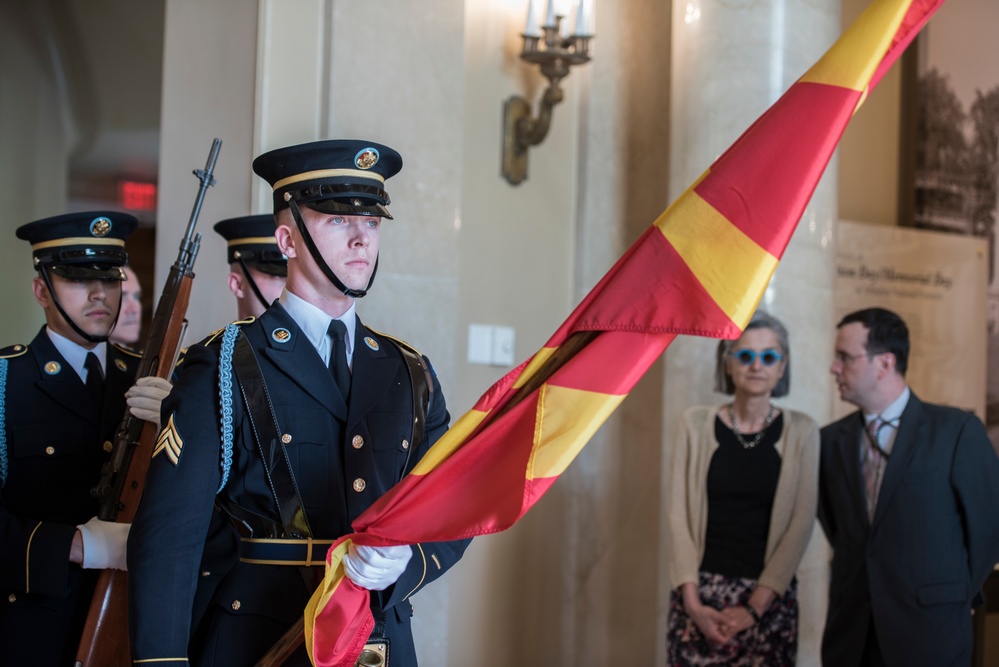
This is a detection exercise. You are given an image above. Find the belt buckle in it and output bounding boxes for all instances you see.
[355,638,388,667]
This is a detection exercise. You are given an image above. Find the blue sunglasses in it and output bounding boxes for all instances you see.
[731,348,784,366]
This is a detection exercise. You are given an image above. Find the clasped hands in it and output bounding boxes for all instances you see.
[687,602,758,644]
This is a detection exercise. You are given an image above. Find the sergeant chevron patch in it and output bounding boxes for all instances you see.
[153,413,184,465]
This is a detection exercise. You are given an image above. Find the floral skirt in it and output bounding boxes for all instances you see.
[666,571,798,667]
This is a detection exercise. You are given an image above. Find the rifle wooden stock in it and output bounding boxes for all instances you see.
[74,277,192,667]
[75,138,220,667]
[255,616,306,667]
[256,330,601,666]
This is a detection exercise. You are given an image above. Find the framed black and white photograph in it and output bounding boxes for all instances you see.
[900,0,999,440]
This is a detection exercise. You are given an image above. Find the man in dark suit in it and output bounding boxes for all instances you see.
[128,140,470,666]
[0,211,144,666]
[818,307,999,667]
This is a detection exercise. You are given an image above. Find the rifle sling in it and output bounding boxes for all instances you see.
[388,339,431,478]
[230,331,313,539]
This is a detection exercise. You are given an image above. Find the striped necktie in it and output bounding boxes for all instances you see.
[862,417,887,521]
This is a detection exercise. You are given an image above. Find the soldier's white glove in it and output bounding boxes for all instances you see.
[343,544,412,591]
[77,516,130,570]
[125,376,173,427]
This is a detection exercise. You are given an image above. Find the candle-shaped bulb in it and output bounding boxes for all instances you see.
[574,0,593,36]
[524,0,541,36]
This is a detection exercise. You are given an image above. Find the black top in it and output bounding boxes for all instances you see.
[700,413,783,579]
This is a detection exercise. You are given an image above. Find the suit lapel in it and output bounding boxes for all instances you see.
[31,330,97,425]
[871,394,924,529]
[347,320,399,432]
[834,413,871,527]
[256,305,347,421]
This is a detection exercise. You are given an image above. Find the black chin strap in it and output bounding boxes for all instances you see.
[236,258,272,313]
[40,266,121,345]
[287,198,378,298]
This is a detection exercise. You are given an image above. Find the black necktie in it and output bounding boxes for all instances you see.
[84,352,104,397]
[327,320,351,400]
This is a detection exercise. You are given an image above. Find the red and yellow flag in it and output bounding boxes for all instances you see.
[306,1,945,664]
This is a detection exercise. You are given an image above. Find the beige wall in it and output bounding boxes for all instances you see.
[838,0,904,227]
[154,0,259,336]
[0,3,79,344]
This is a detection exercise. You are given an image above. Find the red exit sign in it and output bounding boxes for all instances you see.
[118,180,158,211]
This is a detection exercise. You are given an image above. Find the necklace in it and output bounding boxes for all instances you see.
[728,404,777,449]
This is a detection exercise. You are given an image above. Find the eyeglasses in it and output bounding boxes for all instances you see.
[833,351,869,365]
[731,348,784,366]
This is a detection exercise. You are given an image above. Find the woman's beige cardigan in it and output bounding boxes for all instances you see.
[666,405,820,595]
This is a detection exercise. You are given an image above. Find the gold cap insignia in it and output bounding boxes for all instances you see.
[271,328,291,343]
[44,361,61,375]
[364,337,379,351]
[152,413,184,465]
[90,217,112,237]
[114,358,127,372]
[352,198,363,206]
[354,148,380,170]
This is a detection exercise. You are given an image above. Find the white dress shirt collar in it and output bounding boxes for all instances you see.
[279,290,356,366]
[46,327,106,383]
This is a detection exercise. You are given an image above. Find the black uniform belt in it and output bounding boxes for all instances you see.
[238,538,334,566]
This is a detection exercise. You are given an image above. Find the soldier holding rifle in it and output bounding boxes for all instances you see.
[0,212,162,665]
[128,140,470,666]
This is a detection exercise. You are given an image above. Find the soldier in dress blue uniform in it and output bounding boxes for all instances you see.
[128,140,470,666]
[181,215,290,639]
[0,211,144,666]
[214,213,288,319]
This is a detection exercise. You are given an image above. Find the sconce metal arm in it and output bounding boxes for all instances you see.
[501,25,592,186]
[515,81,564,148]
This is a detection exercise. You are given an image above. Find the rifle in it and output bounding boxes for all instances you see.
[74,138,222,667]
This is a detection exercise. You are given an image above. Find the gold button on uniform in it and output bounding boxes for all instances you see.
[8,594,15,603]
[281,433,292,444]
[351,435,364,449]
[231,600,241,611]
[353,478,366,492]
[202,571,211,577]
[401,439,409,450]
[103,441,113,453]
[45,446,55,455]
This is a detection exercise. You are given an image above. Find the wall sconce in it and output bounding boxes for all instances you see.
[502,0,594,185]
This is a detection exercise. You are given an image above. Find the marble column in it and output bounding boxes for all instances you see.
[659,1,840,665]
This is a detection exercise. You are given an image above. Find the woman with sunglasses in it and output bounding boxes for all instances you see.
[665,310,819,666]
